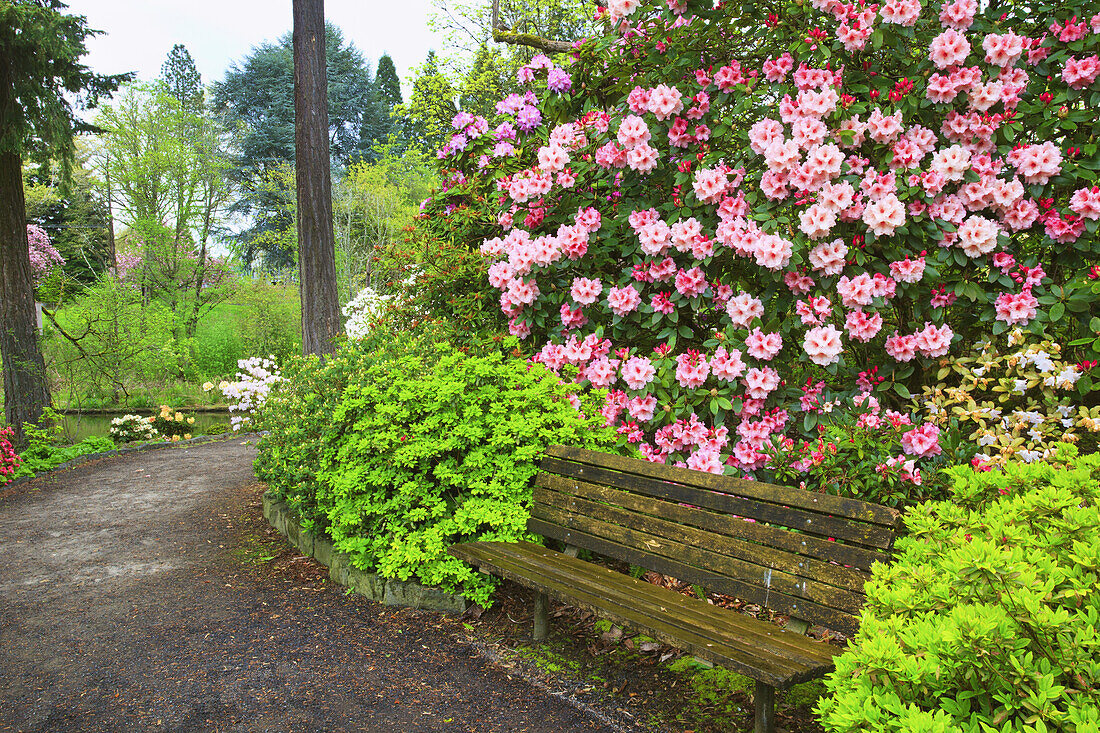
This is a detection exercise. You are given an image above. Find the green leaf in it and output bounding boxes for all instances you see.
[1049,302,1065,322]
[893,383,912,400]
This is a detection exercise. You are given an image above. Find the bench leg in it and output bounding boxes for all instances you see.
[754,681,776,733]
[533,591,549,641]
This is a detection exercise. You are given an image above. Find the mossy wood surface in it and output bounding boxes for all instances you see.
[450,540,841,687]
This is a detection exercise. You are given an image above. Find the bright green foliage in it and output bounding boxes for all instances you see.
[398,51,459,154]
[817,446,1100,733]
[256,328,618,606]
[10,410,113,481]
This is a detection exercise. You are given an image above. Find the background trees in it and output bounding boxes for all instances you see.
[211,24,388,271]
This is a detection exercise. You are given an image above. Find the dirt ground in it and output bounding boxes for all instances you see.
[0,436,829,733]
[0,437,618,733]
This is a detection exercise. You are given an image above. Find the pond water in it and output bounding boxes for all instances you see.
[60,411,231,444]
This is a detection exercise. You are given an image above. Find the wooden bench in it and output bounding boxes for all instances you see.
[449,445,903,733]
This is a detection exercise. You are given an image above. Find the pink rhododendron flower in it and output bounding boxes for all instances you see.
[743,366,781,398]
[1063,55,1100,89]
[845,309,884,342]
[929,29,972,69]
[753,233,793,270]
[725,292,764,328]
[803,325,844,366]
[1070,186,1100,220]
[675,267,708,297]
[584,357,619,388]
[711,347,746,381]
[901,423,942,457]
[915,322,954,357]
[675,351,710,388]
[994,290,1039,326]
[939,0,977,29]
[885,332,919,361]
[607,285,642,316]
[862,193,906,236]
[744,328,784,361]
[808,238,848,275]
[889,256,926,283]
[621,356,656,390]
[692,167,729,204]
[957,215,1001,257]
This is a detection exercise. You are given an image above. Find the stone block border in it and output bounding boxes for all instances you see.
[261,493,470,614]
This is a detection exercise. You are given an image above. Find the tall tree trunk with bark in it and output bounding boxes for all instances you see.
[0,147,52,448]
[293,0,342,355]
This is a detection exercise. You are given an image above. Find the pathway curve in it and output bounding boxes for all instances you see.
[0,437,615,732]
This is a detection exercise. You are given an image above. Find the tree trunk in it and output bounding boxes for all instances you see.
[293,0,342,356]
[0,147,52,448]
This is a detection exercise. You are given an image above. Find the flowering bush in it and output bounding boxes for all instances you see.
[0,427,21,485]
[816,445,1100,732]
[342,286,393,339]
[27,224,64,285]
[206,357,282,431]
[108,414,159,443]
[149,405,195,440]
[764,391,972,505]
[922,328,1100,465]
[421,0,1100,473]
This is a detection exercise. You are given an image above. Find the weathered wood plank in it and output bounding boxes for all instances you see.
[537,472,888,572]
[535,478,873,591]
[473,541,841,668]
[451,541,839,685]
[545,445,901,528]
[540,457,897,549]
[527,518,862,636]
[531,502,866,615]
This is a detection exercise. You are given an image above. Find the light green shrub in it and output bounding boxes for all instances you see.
[256,327,619,606]
[816,446,1100,733]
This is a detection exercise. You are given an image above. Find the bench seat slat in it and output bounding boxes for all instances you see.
[540,456,897,550]
[535,479,873,592]
[546,445,901,529]
[474,541,840,668]
[531,502,866,615]
[528,517,862,636]
[450,541,841,686]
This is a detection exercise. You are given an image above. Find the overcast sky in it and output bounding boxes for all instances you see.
[67,0,443,100]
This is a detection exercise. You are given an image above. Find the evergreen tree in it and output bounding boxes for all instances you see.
[399,51,458,154]
[211,23,381,269]
[160,43,203,111]
[0,0,128,446]
[375,53,402,108]
[460,43,513,120]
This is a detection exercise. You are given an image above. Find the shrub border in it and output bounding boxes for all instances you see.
[261,493,470,614]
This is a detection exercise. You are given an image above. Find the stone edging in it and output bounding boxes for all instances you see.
[262,494,470,614]
[1,432,256,492]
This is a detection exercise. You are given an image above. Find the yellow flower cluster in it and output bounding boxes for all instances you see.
[920,330,1099,467]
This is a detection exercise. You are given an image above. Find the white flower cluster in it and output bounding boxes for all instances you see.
[209,357,282,431]
[342,286,392,340]
[109,414,158,443]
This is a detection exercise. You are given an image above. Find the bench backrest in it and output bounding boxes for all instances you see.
[528,445,903,637]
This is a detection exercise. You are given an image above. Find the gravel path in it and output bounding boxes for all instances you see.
[0,437,616,732]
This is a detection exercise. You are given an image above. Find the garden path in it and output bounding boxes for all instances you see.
[0,437,616,732]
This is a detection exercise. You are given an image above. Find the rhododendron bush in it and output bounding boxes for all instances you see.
[424,0,1100,475]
